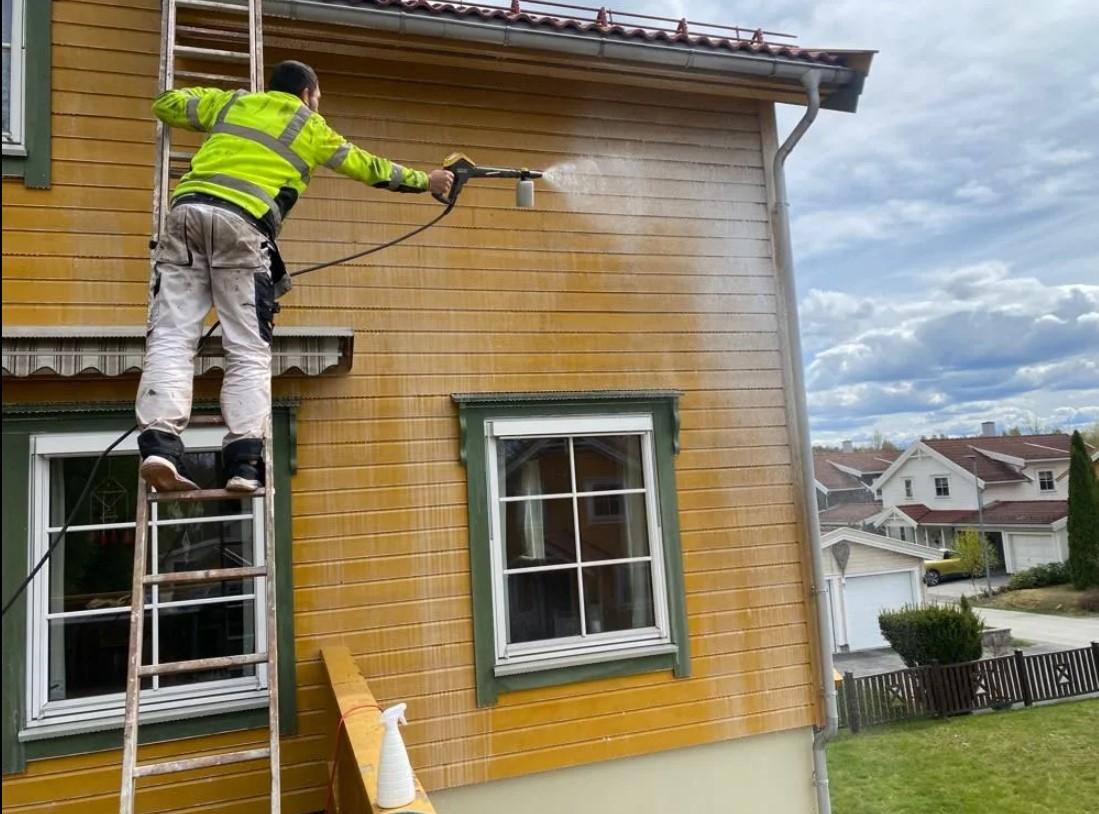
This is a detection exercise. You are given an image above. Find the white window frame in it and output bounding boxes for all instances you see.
[933,475,951,498]
[484,414,673,676]
[903,478,914,499]
[22,427,269,739]
[1037,469,1055,493]
[3,0,26,155]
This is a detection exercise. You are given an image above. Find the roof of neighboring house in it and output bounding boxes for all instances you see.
[311,0,852,65]
[921,434,1077,483]
[818,502,884,526]
[978,500,1069,526]
[814,449,899,490]
[894,501,1068,527]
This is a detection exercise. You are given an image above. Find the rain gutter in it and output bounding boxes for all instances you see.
[265,0,866,111]
[770,70,837,814]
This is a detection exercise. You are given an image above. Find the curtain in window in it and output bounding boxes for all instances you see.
[519,459,545,560]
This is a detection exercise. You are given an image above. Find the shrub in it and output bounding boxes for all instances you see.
[1067,430,1099,589]
[1079,589,1099,614]
[878,597,984,667]
[1008,561,1072,590]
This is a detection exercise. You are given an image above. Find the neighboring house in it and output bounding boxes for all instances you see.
[818,501,884,532]
[869,424,1091,573]
[2,2,873,813]
[813,445,898,510]
[821,528,933,652]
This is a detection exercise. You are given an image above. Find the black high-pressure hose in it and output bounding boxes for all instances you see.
[1,202,456,618]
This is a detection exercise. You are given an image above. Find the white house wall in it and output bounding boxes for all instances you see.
[880,449,979,509]
[985,462,1069,502]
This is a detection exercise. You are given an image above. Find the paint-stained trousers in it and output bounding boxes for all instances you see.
[136,202,276,445]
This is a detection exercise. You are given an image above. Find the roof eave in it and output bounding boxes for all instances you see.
[268,0,872,112]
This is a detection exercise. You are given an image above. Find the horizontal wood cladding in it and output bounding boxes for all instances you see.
[0,0,815,810]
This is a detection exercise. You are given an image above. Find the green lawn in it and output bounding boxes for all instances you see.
[828,698,1099,814]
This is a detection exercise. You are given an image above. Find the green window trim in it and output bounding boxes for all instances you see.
[452,390,690,707]
[1,402,297,775]
[2,0,51,188]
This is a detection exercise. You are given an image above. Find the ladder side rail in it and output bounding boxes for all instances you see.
[119,484,151,814]
[263,413,281,810]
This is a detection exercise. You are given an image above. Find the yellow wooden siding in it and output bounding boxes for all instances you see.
[1,0,818,810]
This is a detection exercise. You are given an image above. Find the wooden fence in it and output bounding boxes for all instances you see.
[838,642,1099,732]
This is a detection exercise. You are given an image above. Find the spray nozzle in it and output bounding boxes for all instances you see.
[435,152,544,208]
[381,702,408,727]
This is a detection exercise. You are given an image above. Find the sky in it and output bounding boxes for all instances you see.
[585,0,1099,447]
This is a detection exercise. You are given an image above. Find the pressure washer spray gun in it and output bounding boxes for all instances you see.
[434,152,544,208]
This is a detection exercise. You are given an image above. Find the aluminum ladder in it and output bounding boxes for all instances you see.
[122,1,278,811]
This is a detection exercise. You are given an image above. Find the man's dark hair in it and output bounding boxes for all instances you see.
[269,61,318,96]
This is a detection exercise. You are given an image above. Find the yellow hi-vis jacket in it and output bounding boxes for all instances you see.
[153,87,429,235]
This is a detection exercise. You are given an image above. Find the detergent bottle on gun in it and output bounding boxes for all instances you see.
[377,703,416,809]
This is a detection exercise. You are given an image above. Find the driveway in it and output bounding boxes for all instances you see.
[833,607,1097,676]
[927,574,1011,604]
[974,607,1099,650]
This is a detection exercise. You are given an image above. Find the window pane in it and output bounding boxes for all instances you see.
[579,492,650,561]
[506,570,580,643]
[48,611,150,701]
[2,48,10,136]
[574,435,644,491]
[503,496,575,567]
[499,437,571,497]
[158,599,257,687]
[50,455,139,527]
[2,0,12,42]
[48,530,134,614]
[157,515,254,567]
[582,562,655,634]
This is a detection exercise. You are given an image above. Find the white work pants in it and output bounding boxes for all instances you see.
[136,203,275,445]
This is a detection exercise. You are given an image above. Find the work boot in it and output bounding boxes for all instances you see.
[224,438,265,492]
[138,429,199,492]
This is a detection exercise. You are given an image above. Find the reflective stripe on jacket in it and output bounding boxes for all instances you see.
[153,88,429,233]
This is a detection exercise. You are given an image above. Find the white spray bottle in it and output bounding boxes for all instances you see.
[376,703,416,809]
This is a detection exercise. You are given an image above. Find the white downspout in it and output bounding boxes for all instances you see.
[769,71,837,814]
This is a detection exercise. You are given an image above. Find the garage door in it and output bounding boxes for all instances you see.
[1009,534,1057,571]
[844,571,917,651]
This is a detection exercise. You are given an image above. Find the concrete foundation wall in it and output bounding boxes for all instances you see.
[431,727,818,814]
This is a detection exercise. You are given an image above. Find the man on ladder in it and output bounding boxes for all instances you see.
[136,59,454,492]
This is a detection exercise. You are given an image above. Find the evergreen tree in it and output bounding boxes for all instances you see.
[1067,431,1099,589]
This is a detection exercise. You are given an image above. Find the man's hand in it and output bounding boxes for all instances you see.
[429,169,454,200]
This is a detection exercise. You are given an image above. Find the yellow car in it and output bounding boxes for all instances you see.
[923,550,970,586]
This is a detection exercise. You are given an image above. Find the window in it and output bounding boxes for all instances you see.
[2,0,49,186]
[454,392,689,706]
[25,429,267,734]
[2,407,297,774]
[934,476,950,498]
[904,478,914,499]
[1037,470,1055,492]
[2,0,24,152]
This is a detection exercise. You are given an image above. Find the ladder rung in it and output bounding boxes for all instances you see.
[175,45,251,62]
[176,0,251,13]
[169,150,194,162]
[177,25,250,41]
[174,69,250,85]
[143,565,267,586]
[188,414,226,426]
[138,651,267,677]
[148,487,266,503]
[134,747,271,778]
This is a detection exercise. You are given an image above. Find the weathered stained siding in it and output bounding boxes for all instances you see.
[2,0,817,810]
